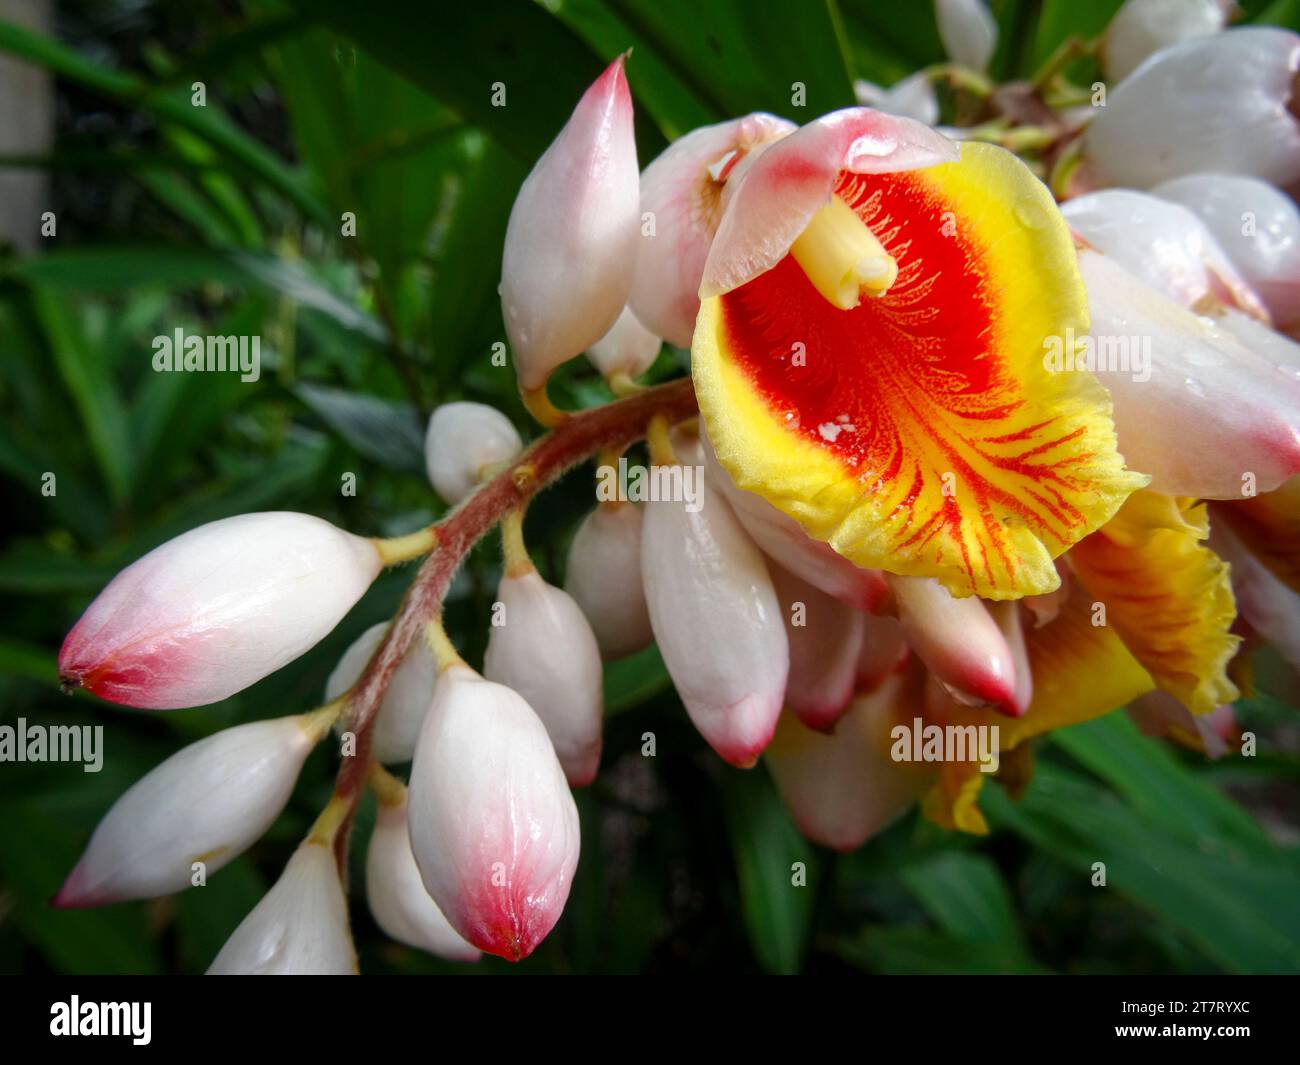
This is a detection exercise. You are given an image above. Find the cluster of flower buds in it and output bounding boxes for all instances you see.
[51,0,1300,971]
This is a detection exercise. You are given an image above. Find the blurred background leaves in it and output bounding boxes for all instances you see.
[0,0,1297,975]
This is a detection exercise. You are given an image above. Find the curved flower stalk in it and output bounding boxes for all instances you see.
[1101,0,1228,83]
[502,55,639,409]
[366,770,481,962]
[1153,172,1300,329]
[1084,28,1300,189]
[694,109,1142,598]
[58,512,385,709]
[408,639,580,961]
[54,709,335,908]
[208,801,358,975]
[326,623,436,764]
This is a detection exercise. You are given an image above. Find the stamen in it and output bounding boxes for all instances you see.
[790,195,898,310]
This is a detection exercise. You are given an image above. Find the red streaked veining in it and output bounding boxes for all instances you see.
[717,169,1096,587]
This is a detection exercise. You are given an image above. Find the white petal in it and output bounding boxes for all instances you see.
[935,0,999,72]
[641,481,788,766]
[1154,172,1300,328]
[1102,0,1228,82]
[208,842,357,975]
[484,569,604,787]
[1085,28,1300,188]
[1062,188,1265,316]
[366,797,481,961]
[854,72,940,126]
[585,305,661,380]
[424,402,523,505]
[564,503,654,660]
[770,563,863,732]
[325,623,437,764]
[56,716,320,907]
[59,512,381,709]
[1077,249,1300,497]
[765,674,926,851]
[631,113,795,347]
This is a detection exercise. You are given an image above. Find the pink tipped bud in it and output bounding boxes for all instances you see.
[1103,0,1229,83]
[1084,28,1300,189]
[586,305,661,381]
[501,56,640,390]
[58,512,381,710]
[424,402,523,505]
[770,563,864,732]
[407,664,580,961]
[366,794,480,962]
[325,623,436,764]
[987,602,1033,717]
[855,615,911,692]
[1128,690,1238,759]
[936,0,998,73]
[702,431,887,611]
[53,714,325,909]
[889,575,1017,714]
[631,113,795,347]
[765,673,928,851]
[641,483,788,767]
[207,841,357,974]
[484,569,604,787]
[564,503,654,660]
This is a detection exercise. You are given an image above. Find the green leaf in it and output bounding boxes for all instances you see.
[899,849,1021,942]
[718,767,818,973]
[1050,712,1272,849]
[834,926,1050,975]
[293,383,424,472]
[28,288,132,507]
[984,767,1300,973]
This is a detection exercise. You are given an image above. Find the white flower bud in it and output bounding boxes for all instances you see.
[366,794,480,962]
[765,674,927,851]
[1154,172,1300,328]
[54,714,327,908]
[484,569,604,787]
[1103,0,1228,82]
[770,563,864,733]
[935,0,998,73]
[408,664,580,961]
[207,841,357,975]
[1084,28,1300,188]
[641,481,788,767]
[585,305,661,381]
[501,56,640,391]
[853,71,940,126]
[58,513,382,709]
[1061,188,1265,317]
[424,402,523,505]
[564,503,653,660]
[325,622,436,764]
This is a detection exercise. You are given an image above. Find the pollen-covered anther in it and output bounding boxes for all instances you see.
[789,194,898,309]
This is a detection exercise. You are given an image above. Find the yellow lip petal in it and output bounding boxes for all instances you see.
[693,141,1145,600]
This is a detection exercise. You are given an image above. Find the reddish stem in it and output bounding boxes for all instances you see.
[330,376,698,805]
